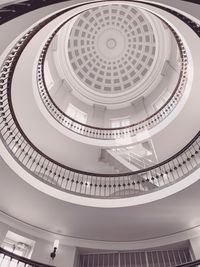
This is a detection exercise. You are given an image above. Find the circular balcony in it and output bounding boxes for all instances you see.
[0,0,200,208]
[36,5,187,141]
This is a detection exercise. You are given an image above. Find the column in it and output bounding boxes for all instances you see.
[53,79,72,111]
[91,104,107,127]
[131,97,148,123]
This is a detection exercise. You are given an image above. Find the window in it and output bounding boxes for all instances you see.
[1,231,35,259]
[2,241,28,257]
[110,117,130,128]
[66,103,87,124]
[44,60,54,89]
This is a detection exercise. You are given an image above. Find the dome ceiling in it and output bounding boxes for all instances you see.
[67,4,156,94]
[52,2,173,107]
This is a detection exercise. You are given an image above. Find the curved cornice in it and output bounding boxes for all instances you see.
[1,208,200,250]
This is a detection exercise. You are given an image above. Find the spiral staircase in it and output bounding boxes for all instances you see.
[1,0,200,267]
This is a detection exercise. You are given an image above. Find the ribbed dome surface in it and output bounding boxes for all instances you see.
[67,4,157,94]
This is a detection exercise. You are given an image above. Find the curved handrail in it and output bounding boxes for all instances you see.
[0,0,72,25]
[36,18,187,140]
[0,1,200,198]
[0,247,55,267]
[181,0,200,4]
[174,260,200,267]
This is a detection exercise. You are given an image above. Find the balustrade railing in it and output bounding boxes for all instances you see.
[0,247,199,267]
[36,20,187,140]
[0,247,55,267]
[0,1,200,198]
[78,248,198,267]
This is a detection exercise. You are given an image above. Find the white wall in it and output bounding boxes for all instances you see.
[0,221,8,245]
[31,238,76,267]
[189,236,200,260]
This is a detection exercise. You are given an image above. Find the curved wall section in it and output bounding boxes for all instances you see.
[0,205,199,251]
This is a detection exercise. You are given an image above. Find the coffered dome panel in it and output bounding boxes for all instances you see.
[67,4,156,94]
